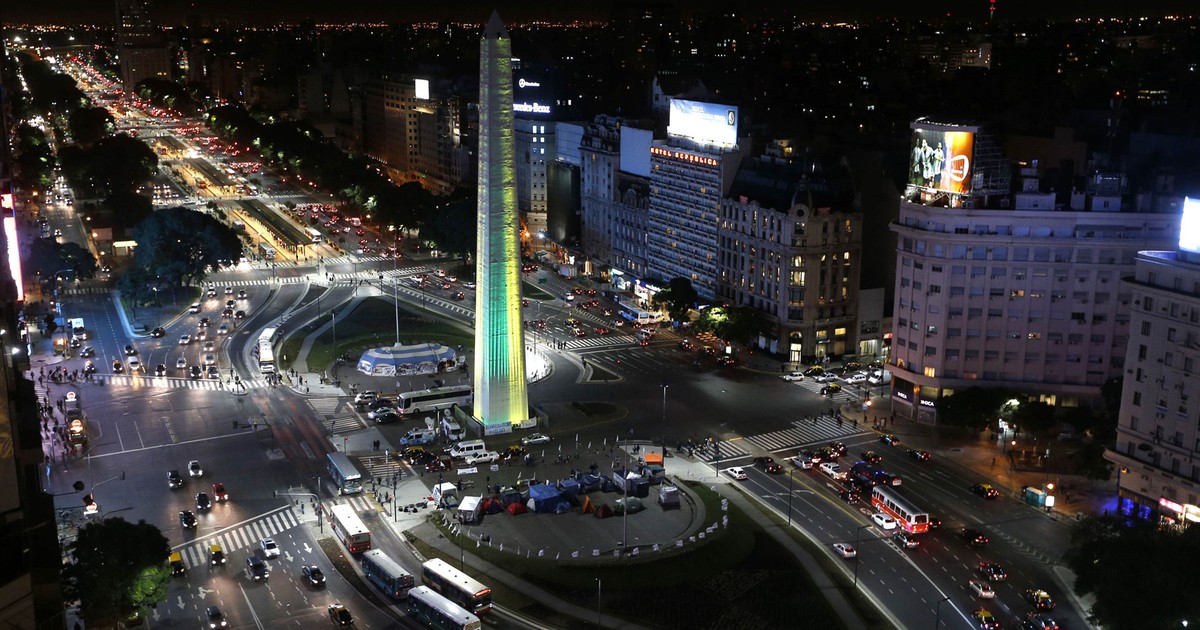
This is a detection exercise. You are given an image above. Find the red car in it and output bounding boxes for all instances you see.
[594,326,611,335]
[211,482,228,502]
[425,456,453,473]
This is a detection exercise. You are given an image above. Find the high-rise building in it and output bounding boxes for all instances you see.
[717,151,862,361]
[115,0,171,92]
[362,75,471,195]
[472,13,528,432]
[1106,199,1200,528]
[889,118,1180,424]
[578,115,654,282]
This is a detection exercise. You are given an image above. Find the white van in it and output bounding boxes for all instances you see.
[819,462,847,480]
[442,418,465,441]
[448,439,486,460]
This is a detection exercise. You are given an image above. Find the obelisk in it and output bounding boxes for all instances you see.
[473,11,528,432]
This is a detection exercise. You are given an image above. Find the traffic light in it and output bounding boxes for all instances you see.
[82,495,98,515]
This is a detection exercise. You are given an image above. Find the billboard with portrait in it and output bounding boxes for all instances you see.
[667,99,738,148]
[1180,197,1200,254]
[909,127,974,194]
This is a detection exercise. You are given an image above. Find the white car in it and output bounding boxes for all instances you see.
[833,543,857,559]
[260,538,280,558]
[780,371,805,382]
[813,373,839,383]
[725,467,748,481]
[845,372,870,385]
[871,513,898,530]
[179,334,191,345]
[521,433,551,446]
[462,282,476,290]
[968,579,996,599]
[204,353,216,366]
[176,357,188,369]
[188,460,203,477]
[465,451,500,465]
[791,455,813,470]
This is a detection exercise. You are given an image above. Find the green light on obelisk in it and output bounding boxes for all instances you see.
[472,12,528,430]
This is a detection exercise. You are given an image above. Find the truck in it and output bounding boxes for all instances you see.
[67,317,87,340]
[399,428,436,446]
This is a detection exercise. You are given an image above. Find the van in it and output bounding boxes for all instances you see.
[448,439,486,460]
[868,370,892,386]
[819,462,848,480]
[400,429,436,446]
[442,418,464,441]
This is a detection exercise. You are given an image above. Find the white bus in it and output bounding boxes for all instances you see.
[617,302,661,325]
[326,452,364,495]
[360,549,415,600]
[306,227,324,244]
[420,559,492,616]
[328,503,371,553]
[406,586,481,630]
[258,242,276,260]
[255,327,278,374]
[397,385,473,415]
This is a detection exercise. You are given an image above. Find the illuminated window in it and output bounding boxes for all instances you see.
[924,366,937,377]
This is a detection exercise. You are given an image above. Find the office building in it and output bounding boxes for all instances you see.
[578,115,654,285]
[889,118,1179,424]
[362,75,472,195]
[115,0,171,92]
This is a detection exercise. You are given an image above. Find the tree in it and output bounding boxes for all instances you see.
[936,387,1017,432]
[26,237,98,280]
[68,106,115,146]
[128,207,243,288]
[98,190,154,233]
[62,518,171,626]
[695,305,764,345]
[424,196,477,260]
[1065,515,1200,629]
[89,134,158,194]
[1010,400,1057,435]
[651,277,699,322]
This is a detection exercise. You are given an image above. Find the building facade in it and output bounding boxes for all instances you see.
[115,0,170,92]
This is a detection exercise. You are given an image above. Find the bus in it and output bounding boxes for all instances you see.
[306,227,324,244]
[328,504,371,553]
[255,328,279,374]
[360,549,415,599]
[326,452,364,495]
[259,327,280,344]
[397,385,473,415]
[616,302,661,325]
[871,486,929,534]
[406,586,481,630]
[258,242,276,260]
[420,559,492,616]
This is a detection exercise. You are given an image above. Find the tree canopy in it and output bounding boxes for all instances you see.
[60,134,158,199]
[422,195,477,260]
[651,277,699,321]
[68,106,115,146]
[26,237,98,280]
[62,518,171,626]
[935,387,1018,432]
[1065,515,1200,629]
[127,207,243,289]
[695,305,763,344]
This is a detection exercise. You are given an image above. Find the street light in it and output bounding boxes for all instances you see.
[853,524,870,588]
[595,578,602,629]
[393,277,400,345]
[934,595,950,629]
[660,383,670,471]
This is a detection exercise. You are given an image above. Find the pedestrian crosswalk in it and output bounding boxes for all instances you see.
[173,507,301,569]
[690,422,871,463]
[356,454,406,484]
[105,375,270,390]
[309,398,364,433]
[793,379,856,403]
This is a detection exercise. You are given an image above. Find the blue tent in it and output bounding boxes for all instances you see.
[526,483,564,514]
[356,343,459,376]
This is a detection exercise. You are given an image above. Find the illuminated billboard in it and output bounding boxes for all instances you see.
[414,78,430,100]
[667,99,738,148]
[3,217,24,302]
[909,127,974,194]
[1180,197,1200,254]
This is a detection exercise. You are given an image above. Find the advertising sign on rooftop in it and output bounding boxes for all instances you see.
[667,99,738,148]
[909,127,974,195]
[414,78,430,101]
[1179,197,1200,254]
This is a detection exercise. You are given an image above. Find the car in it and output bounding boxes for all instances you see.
[217,323,230,335]
[827,441,848,457]
[80,346,95,358]
[716,356,736,367]
[961,528,990,546]
[564,317,580,327]
[845,372,869,384]
[168,470,183,489]
[780,371,806,382]
[205,606,228,628]
[521,433,552,446]
[151,326,166,338]
[1024,613,1060,630]
[196,492,212,511]
[573,327,587,337]
[725,467,748,480]
[1024,589,1056,611]
[124,344,138,356]
[451,291,466,300]
[83,361,97,375]
[198,317,210,328]
[246,556,269,581]
[425,455,453,473]
[812,373,838,383]
[224,286,234,295]
[367,398,395,411]
[908,449,932,461]
[860,450,883,464]
[179,510,197,529]
[302,565,326,586]
[499,445,528,462]
[821,384,843,396]
[871,513,898,530]
[171,355,186,370]
[260,538,280,558]
[972,609,1001,630]
[69,337,81,349]
[833,543,857,559]
[838,489,861,503]
[879,434,899,446]
[893,531,920,548]
[462,282,476,290]
[372,409,400,424]
[752,456,783,474]
[225,299,236,308]
[112,360,124,373]
[196,329,208,340]
[234,310,246,319]
[154,364,167,376]
[207,366,220,379]
[354,391,377,404]
[594,326,611,335]
[209,544,226,566]
[465,451,500,465]
[928,515,943,529]
[971,483,1001,499]
[188,460,203,477]
[978,562,1008,581]
[190,301,204,312]
[204,353,216,366]
[327,604,353,626]
[969,579,996,599]
[203,340,215,352]
[128,357,144,373]
[237,290,247,299]
[221,308,234,318]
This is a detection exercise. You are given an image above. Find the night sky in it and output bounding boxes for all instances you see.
[3,0,1197,24]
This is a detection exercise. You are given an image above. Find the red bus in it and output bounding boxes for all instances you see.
[329,504,371,553]
[871,486,929,534]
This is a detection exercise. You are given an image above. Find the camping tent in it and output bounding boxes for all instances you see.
[506,502,528,516]
[356,343,460,376]
[527,483,563,514]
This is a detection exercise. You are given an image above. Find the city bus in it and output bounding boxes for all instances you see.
[326,452,364,495]
[616,302,661,325]
[328,504,371,553]
[406,586,481,630]
[254,328,279,374]
[420,559,492,616]
[360,549,415,599]
[306,227,324,244]
[258,242,276,260]
[870,486,929,534]
[396,385,473,415]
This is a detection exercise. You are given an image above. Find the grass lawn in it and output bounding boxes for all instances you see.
[413,482,846,630]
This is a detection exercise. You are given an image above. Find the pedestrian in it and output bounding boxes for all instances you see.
[305,386,309,394]
[991,457,996,468]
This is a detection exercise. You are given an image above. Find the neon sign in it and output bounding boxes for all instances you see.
[513,102,550,114]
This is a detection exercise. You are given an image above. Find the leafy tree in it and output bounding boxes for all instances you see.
[68,106,115,146]
[1071,440,1113,481]
[1065,515,1200,628]
[26,238,98,280]
[89,134,158,194]
[62,518,171,626]
[98,190,155,233]
[936,387,1017,432]
[128,207,243,288]
[1010,400,1057,435]
[14,124,57,191]
[695,305,763,345]
[651,277,699,322]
